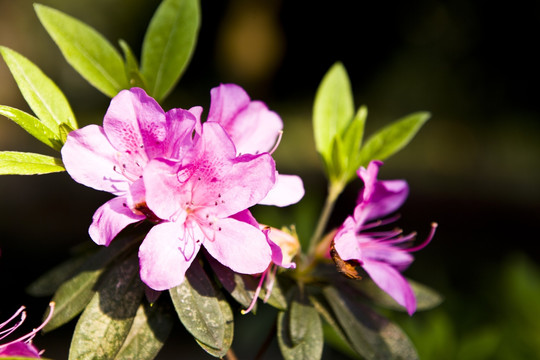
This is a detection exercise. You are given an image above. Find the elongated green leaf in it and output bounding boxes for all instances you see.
[0,46,77,132]
[309,295,353,354]
[114,302,173,360]
[359,112,430,166]
[34,4,129,98]
[0,106,62,151]
[324,286,418,360]
[169,260,233,357]
[69,255,144,360]
[141,0,200,102]
[0,151,64,175]
[355,278,443,312]
[119,39,147,89]
[313,62,354,164]
[277,289,323,360]
[26,253,91,297]
[341,105,368,182]
[44,236,141,332]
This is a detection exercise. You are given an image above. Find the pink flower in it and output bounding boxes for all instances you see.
[0,303,54,358]
[138,122,276,290]
[333,161,436,315]
[61,88,199,246]
[207,84,304,207]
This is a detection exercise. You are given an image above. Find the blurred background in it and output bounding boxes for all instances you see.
[1,0,539,359]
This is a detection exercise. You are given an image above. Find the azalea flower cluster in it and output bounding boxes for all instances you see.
[332,161,437,315]
[61,84,304,291]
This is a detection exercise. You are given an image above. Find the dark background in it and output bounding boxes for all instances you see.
[1,0,539,359]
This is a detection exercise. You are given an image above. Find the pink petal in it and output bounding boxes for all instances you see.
[0,342,41,358]
[362,259,416,315]
[259,173,304,207]
[333,217,362,261]
[164,108,197,159]
[61,125,128,195]
[103,88,166,160]
[139,221,202,291]
[203,217,272,275]
[89,197,145,246]
[208,84,283,155]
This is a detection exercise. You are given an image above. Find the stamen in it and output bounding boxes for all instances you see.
[241,271,268,315]
[0,302,55,347]
[406,222,438,252]
[268,131,283,155]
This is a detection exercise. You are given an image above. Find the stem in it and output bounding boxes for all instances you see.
[307,181,344,258]
[254,321,277,360]
[226,348,238,360]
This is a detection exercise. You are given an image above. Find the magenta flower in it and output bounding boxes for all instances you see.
[333,161,436,315]
[0,303,54,358]
[61,87,199,246]
[207,83,304,207]
[138,122,276,290]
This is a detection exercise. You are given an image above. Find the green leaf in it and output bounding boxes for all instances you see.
[260,276,288,311]
[114,302,173,360]
[313,62,354,165]
[119,39,147,89]
[26,253,91,297]
[44,236,141,332]
[0,106,62,151]
[359,112,430,166]
[34,4,129,98]
[141,0,201,102]
[0,151,64,175]
[324,286,418,360]
[169,259,233,357]
[277,288,324,360]
[355,278,443,312]
[340,105,368,182]
[69,255,144,360]
[0,46,77,132]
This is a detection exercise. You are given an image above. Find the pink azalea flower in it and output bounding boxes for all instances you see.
[333,161,437,315]
[0,303,54,358]
[61,87,199,246]
[207,84,304,207]
[139,122,276,290]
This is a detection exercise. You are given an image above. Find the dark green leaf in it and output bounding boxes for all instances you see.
[355,278,443,312]
[27,253,91,297]
[277,288,323,360]
[359,112,430,166]
[0,46,77,133]
[0,151,64,175]
[341,105,367,182]
[324,286,418,360]
[0,106,62,151]
[113,300,173,359]
[169,259,233,357]
[119,39,147,89]
[309,295,352,354]
[69,255,144,360]
[35,4,129,97]
[313,62,354,165]
[260,276,288,311]
[141,0,200,102]
[45,236,141,332]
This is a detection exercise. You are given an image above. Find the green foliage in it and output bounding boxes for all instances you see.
[0,151,64,175]
[141,0,201,102]
[169,260,233,358]
[277,287,324,360]
[35,4,129,98]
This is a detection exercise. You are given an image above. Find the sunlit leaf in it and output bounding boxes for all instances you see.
[359,112,430,166]
[169,260,233,357]
[141,0,200,102]
[313,62,354,165]
[118,39,147,90]
[0,46,77,132]
[69,255,144,360]
[44,236,141,332]
[277,287,323,360]
[324,286,418,360]
[0,106,62,151]
[0,151,64,175]
[113,302,173,360]
[35,4,129,98]
[340,105,367,182]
